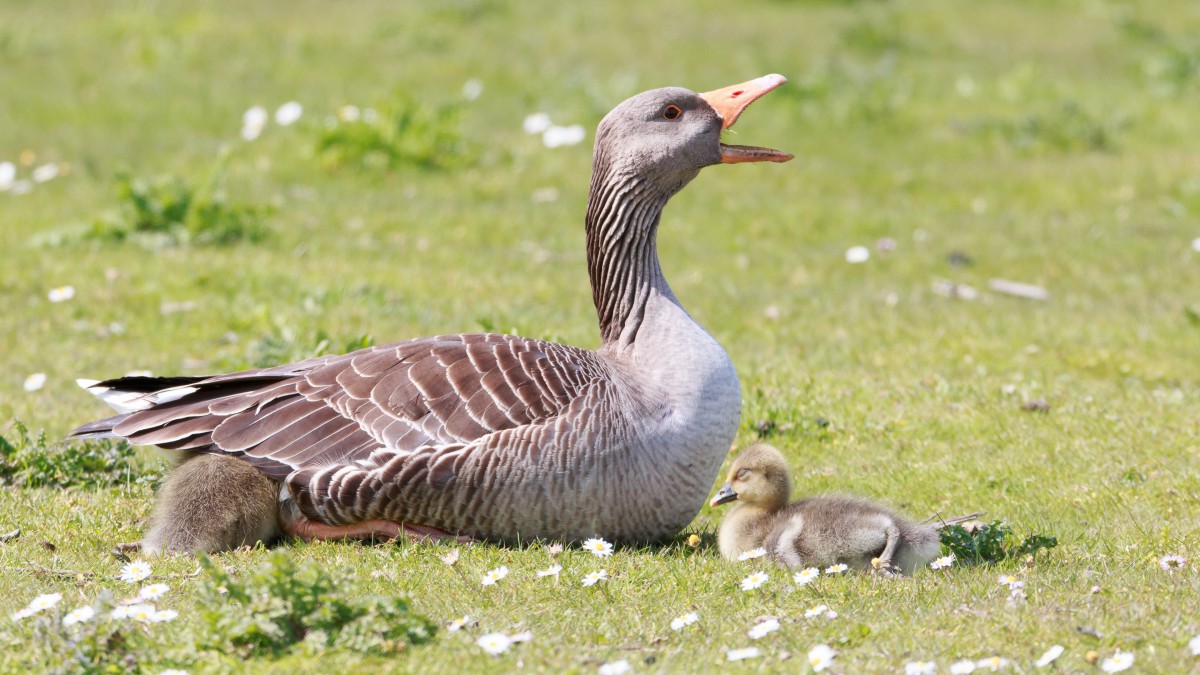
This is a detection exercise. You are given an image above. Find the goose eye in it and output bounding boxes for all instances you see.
[736,468,750,481]
[663,105,682,120]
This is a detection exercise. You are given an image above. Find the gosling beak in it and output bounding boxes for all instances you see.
[709,482,738,507]
[699,74,793,164]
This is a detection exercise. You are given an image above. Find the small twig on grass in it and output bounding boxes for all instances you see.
[4,564,95,579]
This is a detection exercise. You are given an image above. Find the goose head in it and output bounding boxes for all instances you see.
[709,443,792,511]
[591,74,793,196]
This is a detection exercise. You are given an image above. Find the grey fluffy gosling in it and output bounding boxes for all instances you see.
[140,454,280,555]
[710,444,940,576]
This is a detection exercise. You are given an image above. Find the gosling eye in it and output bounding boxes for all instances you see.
[735,468,750,481]
[663,104,682,120]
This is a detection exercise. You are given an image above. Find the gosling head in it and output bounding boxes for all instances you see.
[709,443,793,511]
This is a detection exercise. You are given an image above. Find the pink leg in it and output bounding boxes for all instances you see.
[279,502,473,543]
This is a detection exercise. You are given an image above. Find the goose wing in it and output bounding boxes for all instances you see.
[77,333,607,479]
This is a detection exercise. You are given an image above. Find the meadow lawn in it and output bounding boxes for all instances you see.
[1,0,1199,671]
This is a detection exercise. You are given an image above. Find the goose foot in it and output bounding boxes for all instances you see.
[280,501,473,544]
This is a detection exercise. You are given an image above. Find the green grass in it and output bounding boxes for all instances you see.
[2,0,1199,671]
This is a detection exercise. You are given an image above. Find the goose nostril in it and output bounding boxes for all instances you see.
[731,90,744,98]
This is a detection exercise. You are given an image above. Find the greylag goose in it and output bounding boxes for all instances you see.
[710,444,941,575]
[71,75,793,550]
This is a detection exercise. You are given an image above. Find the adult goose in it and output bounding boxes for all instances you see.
[72,75,793,550]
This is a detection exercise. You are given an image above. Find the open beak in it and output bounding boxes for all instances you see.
[709,483,738,507]
[699,74,793,164]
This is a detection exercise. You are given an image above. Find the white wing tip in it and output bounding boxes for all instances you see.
[76,378,101,390]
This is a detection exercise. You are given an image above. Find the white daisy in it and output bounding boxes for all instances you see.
[737,547,767,561]
[127,603,157,623]
[62,606,95,626]
[726,647,761,662]
[509,631,533,643]
[930,554,956,570]
[808,644,835,672]
[824,563,849,575]
[110,606,133,620]
[1100,652,1133,673]
[1035,645,1064,668]
[804,604,829,619]
[950,660,977,674]
[47,285,75,303]
[793,567,819,585]
[120,560,152,583]
[440,549,460,566]
[0,161,14,190]
[670,611,699,631]
[976,656,1009,671]
[542,124,585,148]
[536,564,562,578]
[547,543,564,557]
[523,112,552,135]
[23,373,46,392]
[845,246,870,263]
[159,670,189,675]
[28,593,62,612]
[1193,237,1200,253]
[241,106,268,140]
[1188,634,1200,655]
[747,618,780,640]
[462,79,484,101]
[275,102,302,126]
[598,659,631,675]
[10,607,35,621]
[139,583,170,601]
[905,661,936,675]
[740,571,769,591]
[581,569,608,587]
[582,537,614,557]
[447,615,472,632]
[996,574,1024,590]
[32,164,58,183]
[481,566,509,586]
[150,609,178,623]
[1158,555,1187,572]
[476,632,512,655]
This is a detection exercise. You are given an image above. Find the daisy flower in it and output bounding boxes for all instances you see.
[950,660,977,674]
[804,604,830,619]
[127,604,157,623]
[1188,635,1200,656]
[159,670,189,675]
[996,574,1024,590]
[481,566,509,586]
[1159,555,1187,572]
[10,607,35,621]
[47,285,75,303]
[824,563,848,575]
[747,618,780,639]
[547,543,564,557]
[543,125,585,148]
[808,644,835,672]
[0,161,14,190]
[740,571,769,591]
[975,656,1009,671]
[151,609,178,623]
[32,164,58,183]
[510,631,533,643]
[1035,645,1064,668]
[110,606,133,620]
[275,102,302,126]
[447,615,472,632]
[440,549,460,566]
[793,567,819,585]
[139,583,170,601]
[726,647,761,662]
[581,569,608,587]
[523,112,552,135]
[670,611,699,631]
[120,560,152,583]
[1100,652,1133,673]
[582,537,614,557]
[62,606,95,626]
[476,632,512,655]
[28,593,62,612]
[23,373,46,392]
[737,547,767,561]
[905,661,936,675]
[537,564,562,578]
[930,554,956,570]
[241,106,268,140]
[598,659,631,675]
[462,79,484,101]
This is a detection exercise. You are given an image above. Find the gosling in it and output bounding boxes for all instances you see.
[140,453,280,555]
[710,444,940,576]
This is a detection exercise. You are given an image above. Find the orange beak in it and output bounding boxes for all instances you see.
[699,74,793,164]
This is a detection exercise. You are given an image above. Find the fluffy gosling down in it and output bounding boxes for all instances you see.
[710,444,943,576]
